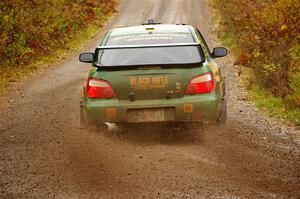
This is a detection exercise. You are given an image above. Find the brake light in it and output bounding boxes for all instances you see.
[86,78,116,99]
[185,72,215,95]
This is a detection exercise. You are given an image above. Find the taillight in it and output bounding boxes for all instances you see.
[185,72,215,95]
[86,78,116,99]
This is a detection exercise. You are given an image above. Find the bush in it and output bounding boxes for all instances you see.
[215,0,300,110]
[0,0,115,69]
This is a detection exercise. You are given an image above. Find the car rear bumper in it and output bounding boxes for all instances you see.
[81,95,222,126]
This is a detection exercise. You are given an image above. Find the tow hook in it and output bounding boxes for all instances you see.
[166,91,173,99]
[129,92,135,101]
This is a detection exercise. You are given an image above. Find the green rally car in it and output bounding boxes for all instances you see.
[79,20,227,128]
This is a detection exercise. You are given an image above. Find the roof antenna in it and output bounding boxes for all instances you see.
[148,19,155,24]
[142,19,161,25]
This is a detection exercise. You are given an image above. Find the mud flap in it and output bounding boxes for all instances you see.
[217,78,227,125]
[80,103,87,129]
[218,99,227,125]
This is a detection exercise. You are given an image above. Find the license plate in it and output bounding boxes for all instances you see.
[137,108,165,122]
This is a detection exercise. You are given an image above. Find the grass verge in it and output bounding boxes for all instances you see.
[242,68,300,125]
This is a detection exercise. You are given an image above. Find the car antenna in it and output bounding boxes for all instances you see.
[142,19,161,25]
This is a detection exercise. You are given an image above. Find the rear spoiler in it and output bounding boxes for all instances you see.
[95,43,201,50]
[94,43,204,68]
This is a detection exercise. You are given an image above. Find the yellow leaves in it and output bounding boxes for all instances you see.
[280,24,288,31]
[263,63,276,73]
[3,15,9,22]
[253,49,262,58]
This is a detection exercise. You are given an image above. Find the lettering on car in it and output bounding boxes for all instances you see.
[129,76,169,89]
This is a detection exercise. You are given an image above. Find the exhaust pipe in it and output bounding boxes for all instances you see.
[104,122,119,132]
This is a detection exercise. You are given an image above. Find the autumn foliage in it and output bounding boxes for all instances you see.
[215,0,300,109]
[0,0,115,69]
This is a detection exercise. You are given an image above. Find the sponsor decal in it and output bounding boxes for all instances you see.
[129,76,169,89]
[111,33,188,42]
[176,82,182,90]
[183,104,193,113]
[106,108,116,118]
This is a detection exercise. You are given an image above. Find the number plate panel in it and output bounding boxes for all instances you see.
[128,107,174,122]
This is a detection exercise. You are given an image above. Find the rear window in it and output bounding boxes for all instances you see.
[95,33,204,67]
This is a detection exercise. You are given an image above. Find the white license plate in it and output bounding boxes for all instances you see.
[137,108,165,122]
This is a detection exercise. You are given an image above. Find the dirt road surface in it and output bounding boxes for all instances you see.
[1,0,299,198]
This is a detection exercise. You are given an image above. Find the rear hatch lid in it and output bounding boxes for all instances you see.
[92,65,208,100]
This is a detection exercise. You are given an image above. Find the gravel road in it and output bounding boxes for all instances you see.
[0,0,299,198]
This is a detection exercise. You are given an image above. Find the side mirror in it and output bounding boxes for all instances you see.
[212,47,227,58]
[79,53,94,63]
